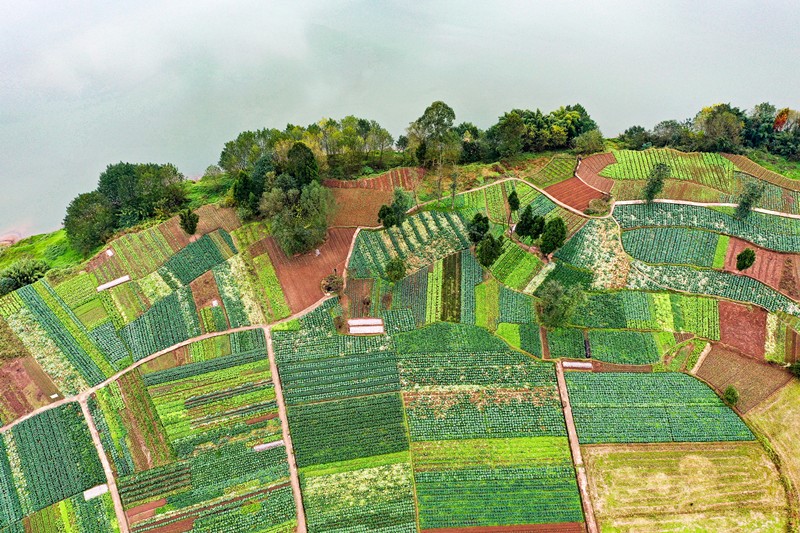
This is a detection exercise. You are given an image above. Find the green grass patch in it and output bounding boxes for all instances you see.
[712,235,730,269]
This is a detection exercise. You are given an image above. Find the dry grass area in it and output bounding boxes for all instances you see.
[583,442,789,532]
[747,380,800,522]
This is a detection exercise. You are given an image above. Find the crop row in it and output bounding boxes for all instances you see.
[587,330,673,366]
[159,230,237,288]
[622,227,721,268]
[614,202,800,252]
[600,149,735,190]
[565,372,754,444]
[490,239,544,291]
[349,210,470,279]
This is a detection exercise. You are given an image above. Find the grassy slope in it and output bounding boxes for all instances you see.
[583,442,788,531]
[748,150,800,181]
[0,174,234,273]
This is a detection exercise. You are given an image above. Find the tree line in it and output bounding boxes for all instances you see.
[618,103,800,160]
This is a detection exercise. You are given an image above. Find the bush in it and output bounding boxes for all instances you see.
[723,385,739,406]
[736,248,756,270]
[584,198,610,216]
[179,209,199,235]
[537,280,585,330]
[573,129,605,154]
[476,235,504,267]
[539,217,567,255]
[643,163,670,203]
[385,257,406,283]
[467,213,490,244]
[0,258,49,295]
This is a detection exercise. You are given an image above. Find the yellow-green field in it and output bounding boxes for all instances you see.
[583,442,788,532]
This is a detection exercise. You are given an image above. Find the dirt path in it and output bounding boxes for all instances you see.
[80,398,129,533]
[264,327,307,532]
[554,361,598,533]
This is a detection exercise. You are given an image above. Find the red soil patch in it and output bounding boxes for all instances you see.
[0,357,60,423]
[329,188,394,227]
[539,327,550,359]
[190,271,224,310]
[323,167,423,191]
[131,516,195,533]
[246,412,278,425]
[139,346,191,373]
[576,152,616,193]
[696,345,792,412]
[718,300,767,359]
[544,177,605,212]
[264,228,357,313]
[127,498,168,524]
[723,236,800,300]
[423,524,584,533]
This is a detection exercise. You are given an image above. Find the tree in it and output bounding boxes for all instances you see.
[63,191,116,256]
[723,385,740,407]
[539,217,567,255]
[476,234,504,267]
[515,205,534,239]
[467,213,490,244]
[496,111,526,158]
[619,126,652,150]
[231,171,252,206]
[531,215,545,239]
[96,162,185,228]
[286,142,319,187]
[643,163,670,203]
[378,188,412,229]
[508,190,520,213]
[179,209,199,235]
[736,248,756,271]
[694,104,745,152]
[386,257,406,283]
[0,259,49,296]
[537,280,585,330]
[735,182,765,219]
[572,129,605,154]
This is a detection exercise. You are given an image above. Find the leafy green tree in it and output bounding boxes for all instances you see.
[643,163,670,203]
[385,257,406,283]
[179,209,199,235]
[515,205,534,238]
[231,170,252,206]
[0,259,49,296]
[467,213,490,244]
[735,182,765,219]
[476,234,504,267]
[96,162,185,228]
[286,142,319,187]
[539,217,567,255]
[736,248,756,270]
[537,280,585,329]
[63,191,116,255]
[619,125,652,150]
[378,188,412,229]
[530,215,545,239]
[694,103,745,152]
[496,111,526,158]
[572,129,605,154]
[508,190,520,213]
[723,385,739,407]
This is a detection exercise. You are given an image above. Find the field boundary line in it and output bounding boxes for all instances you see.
[573,158,610,195]
[555,361,598,533]
[79,397,130,533]
[264,327,307,533]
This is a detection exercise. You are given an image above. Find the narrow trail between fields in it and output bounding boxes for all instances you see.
[265,326,307,533]
[80,398,130,533]
[555,361,598,533]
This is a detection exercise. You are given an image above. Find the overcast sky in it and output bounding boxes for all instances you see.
[1,0,798,240]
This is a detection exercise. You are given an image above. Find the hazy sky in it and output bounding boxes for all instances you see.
[2,0,798,240]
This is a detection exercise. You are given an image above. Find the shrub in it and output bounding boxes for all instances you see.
[643,163,670,203]
[537,280,585,329]
[736,248,756,271]
[467,213,490,244]
[476,235,504,267]
[723,385,739,407]
[179,209,199,235]
[539,217,567,255]
[386,257,406,283]
[322,274,344,294]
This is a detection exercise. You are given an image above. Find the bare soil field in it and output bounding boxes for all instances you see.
[575,152,615,193]
[724,237,800,300]
[583,442,789,532]
[718,300,767,358]
[264,228,356,313]
[544,177,604,212]
[342,277,374,318]
[0,356,60,423]
[696,345,792,413]
[328,188,393,227]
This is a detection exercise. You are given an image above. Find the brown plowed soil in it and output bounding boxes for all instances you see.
[696,345,792,412]
[328,188,393,227]
[540,327,550,360]
[342,278,374,318]
[422,523,585,533]
[545,177,605,212]
[190,271,224,311]
[576,152,616,193]
[0,356,60,423]
[724,236,800,300]
[127,498,168,524]
[264,228,357,313]
[323,167,424,191]
[718,300,767,359]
